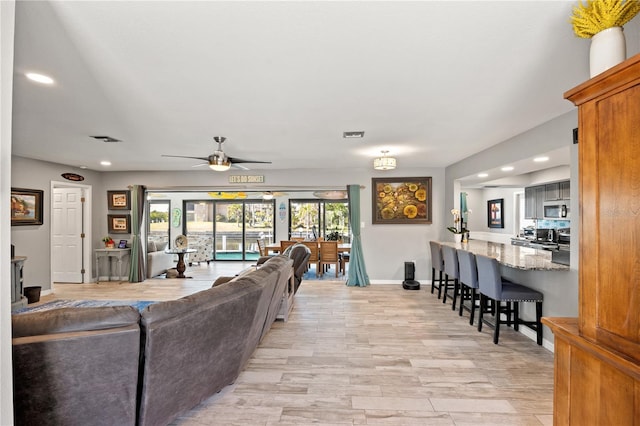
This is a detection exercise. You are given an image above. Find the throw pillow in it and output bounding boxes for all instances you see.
[147,240,157,253]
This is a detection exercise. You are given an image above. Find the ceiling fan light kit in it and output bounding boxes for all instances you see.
[162,136,271,171]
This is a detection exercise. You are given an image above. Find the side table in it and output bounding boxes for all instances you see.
[94,248,131,283]
[164,248,196,278]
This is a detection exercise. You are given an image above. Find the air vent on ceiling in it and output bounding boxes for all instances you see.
[484,185,499,188]
[91,135,122,143]
[343,131,365,139]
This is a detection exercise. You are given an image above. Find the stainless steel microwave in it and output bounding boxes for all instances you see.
[543,202,568,219]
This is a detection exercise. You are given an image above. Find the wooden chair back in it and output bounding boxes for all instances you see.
[319,241,340,277]
[301,241,321,277]
[280,240,297,253]
[257,239,269,257]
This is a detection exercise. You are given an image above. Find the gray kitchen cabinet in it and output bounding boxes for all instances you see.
[525,185,545,219]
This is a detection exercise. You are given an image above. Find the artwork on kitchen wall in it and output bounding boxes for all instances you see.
[11,188,44,226]
[372,177,432,224]
[487,198,504,228]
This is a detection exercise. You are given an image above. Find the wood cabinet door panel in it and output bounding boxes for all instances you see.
[594,84,640,358]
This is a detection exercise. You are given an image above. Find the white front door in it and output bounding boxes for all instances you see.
[52,187,83,282]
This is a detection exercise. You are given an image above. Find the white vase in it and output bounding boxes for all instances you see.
[590,26,626,78]
[454,233,462,243]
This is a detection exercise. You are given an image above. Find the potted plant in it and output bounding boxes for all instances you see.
[571,0,640,76]
[447,209,467,243]
[326,231,342,242]
[102,236,115,248]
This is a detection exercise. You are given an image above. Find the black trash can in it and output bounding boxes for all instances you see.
[24,286,42,304]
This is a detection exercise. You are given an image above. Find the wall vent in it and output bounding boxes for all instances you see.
[91,135,122,143]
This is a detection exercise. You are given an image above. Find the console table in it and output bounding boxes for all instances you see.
[11,256,27,311]
[94,248,130,283]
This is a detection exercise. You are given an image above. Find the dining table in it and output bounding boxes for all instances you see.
[266,242,351,254]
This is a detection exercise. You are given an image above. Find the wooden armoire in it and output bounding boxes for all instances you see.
[543,54,640,424]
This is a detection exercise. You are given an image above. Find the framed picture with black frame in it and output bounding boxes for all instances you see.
[107,190,131,210]
[118,239,128,249]
[108,214,131,234]
[487,198,504,228]
[371,177,432,224]
[11,188,44,226]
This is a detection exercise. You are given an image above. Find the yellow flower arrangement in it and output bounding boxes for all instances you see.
[571,0,640,38]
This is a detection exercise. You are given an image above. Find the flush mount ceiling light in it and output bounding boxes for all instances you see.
[373,150,397,171]
[343,131,365,138]
[262,192,274,200]
[25,72,54,85]
[100,161,111,166]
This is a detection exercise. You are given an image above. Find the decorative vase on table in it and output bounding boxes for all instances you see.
[590,26,626,77]
[454,233,462,243]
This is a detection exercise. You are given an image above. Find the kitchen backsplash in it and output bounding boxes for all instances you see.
[537,219,570,229]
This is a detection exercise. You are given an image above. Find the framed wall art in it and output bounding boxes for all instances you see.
[11,188,44,226]
[108,214,131,234]
[372,177,432,224]
[487,198,504,228]
[107,190,130,210]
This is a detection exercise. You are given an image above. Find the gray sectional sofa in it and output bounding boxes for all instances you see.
[12,255,294,426]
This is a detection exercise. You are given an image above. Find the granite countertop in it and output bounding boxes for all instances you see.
[440,239,570,271]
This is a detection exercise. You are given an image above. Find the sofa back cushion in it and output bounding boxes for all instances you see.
[12,306,140,338]
[138,279,267,426]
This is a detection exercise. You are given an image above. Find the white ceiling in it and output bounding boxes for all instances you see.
[10,1,639,174]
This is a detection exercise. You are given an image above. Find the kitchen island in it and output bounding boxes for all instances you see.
[439,239,575,350]
[440,239,569,271]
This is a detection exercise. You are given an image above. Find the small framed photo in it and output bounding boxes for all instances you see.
[488,198,504,228]
[107,190,130,210]
[118,239,128,249]
[108,214,131,234]
[11,188,44,226]
[372,177,432,224]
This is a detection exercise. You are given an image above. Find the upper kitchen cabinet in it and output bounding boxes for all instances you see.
[544,180,570,201]
[525,185,545,219]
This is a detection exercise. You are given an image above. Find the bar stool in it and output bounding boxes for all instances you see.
[475,254,544,345]
[428,241,445,298]
[441,245,460,311]
[456,249,479,325]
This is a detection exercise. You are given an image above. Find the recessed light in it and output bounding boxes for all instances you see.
[79,165,88,169]
[25,72,54,85]
[477,173,489,178]
[100,161,111,166]
[534,156,549,162]
[343,131,365,138]
[501,166,514,172]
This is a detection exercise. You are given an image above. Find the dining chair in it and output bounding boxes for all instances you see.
[475,254,544,345]
[280,240,297,254]
[441,245,460,310]
[256,239,269,257]
[456,249,480,325]
[301,241,321,277]
[319,241,340,277]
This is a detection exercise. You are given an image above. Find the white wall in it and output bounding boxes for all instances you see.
[102,167,446,283]
[1,2,15,422]
[11,156,104,290]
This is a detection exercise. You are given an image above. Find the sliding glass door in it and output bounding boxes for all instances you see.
[289,199,350,242]
[184,199,274,261]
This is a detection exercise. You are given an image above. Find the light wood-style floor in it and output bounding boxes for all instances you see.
[48,263,554,426]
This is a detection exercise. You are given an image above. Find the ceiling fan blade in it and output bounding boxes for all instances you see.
[191,163,208,168]
[162,154,210,162]
[230,163,250,171]
[227,156,272,164]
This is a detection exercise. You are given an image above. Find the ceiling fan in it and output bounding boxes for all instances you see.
[162,136,271,171]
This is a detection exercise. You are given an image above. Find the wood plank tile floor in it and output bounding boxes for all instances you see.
[48,268,554,426]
